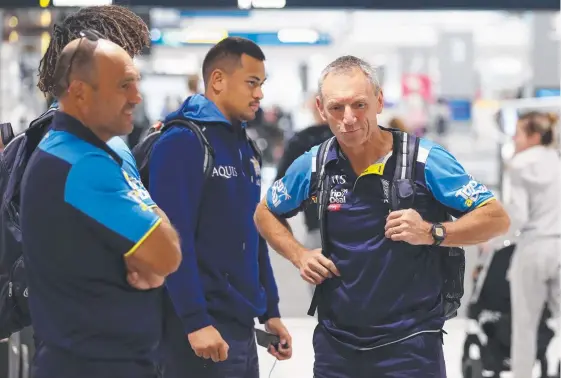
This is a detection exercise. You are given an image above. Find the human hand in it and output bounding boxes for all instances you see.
[384,209,433,245]
[188,326,229,362]
[126,271,164,290]
[264,318,292,360]
[296,249,340,285]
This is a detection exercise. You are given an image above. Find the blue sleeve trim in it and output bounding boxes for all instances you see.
[424,144,495,214]
[266,147,315,216]
[65,152,160,244]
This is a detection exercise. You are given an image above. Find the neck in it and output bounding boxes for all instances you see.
[58,101,112,142]
[205,91,232,123]
[340,128,393,174]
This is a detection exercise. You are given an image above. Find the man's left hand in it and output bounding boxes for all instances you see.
[264,318,292,360]
[384,209,433,245]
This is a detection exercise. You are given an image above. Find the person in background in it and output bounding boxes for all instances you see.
[186,74,201,96]
[149,37,292,378]
[21,36,181,378]
[128,96,151,149]
[388,117,409,133]
[506,112,560,378]
[38,5,150,100]
[275,93,333,257]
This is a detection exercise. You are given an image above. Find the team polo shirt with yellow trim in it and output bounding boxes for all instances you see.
[20,111,163,378]
[267,131,495,350]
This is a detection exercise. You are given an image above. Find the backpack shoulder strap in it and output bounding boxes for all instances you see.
[307,136,336,317]
[245,132,263,166]
[162,119,215,180]
[314,136,336,221]
[390,132,420,211]
[392,131,419,182]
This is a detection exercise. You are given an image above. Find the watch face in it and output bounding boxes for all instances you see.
[435,227,444,238]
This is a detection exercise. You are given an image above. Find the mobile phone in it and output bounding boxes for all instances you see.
[254,328,281,350]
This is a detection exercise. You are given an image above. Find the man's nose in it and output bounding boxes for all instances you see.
[130,90,142,105]
[253,86,264,100]
[342,106,356,125]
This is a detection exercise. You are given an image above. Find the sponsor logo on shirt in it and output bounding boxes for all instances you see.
[123,170,152,209]
[381,179,390,204]
[328,203,342,211]
[250,156,261,186]
[455,179,489,208]
[212,165,238,179]
[330,174,347,185]
[271,180,291,207]
[329,188,348,204]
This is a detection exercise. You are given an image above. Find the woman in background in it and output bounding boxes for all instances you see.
[507,112,560,378]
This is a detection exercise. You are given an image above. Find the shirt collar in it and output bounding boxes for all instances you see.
[52,111,123,166]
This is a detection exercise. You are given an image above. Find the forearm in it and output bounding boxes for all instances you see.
[439,200,510,247]
[254,201,306,267]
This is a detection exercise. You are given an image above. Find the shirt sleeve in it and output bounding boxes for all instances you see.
[266,148,315,217]
[424,144,495,216]
[257,236,280,323]
[107,136,156,208]
[64,152,161,256]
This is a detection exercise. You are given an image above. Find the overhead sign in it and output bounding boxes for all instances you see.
[151,29,332,46]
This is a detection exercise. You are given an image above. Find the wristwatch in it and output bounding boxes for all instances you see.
[431,223,446,246]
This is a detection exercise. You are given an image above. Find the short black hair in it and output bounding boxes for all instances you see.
[38,5,150,96]
[202,37,265,87]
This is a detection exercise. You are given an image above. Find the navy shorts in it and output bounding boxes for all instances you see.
[160,311,259,378]
[313,324,447,378]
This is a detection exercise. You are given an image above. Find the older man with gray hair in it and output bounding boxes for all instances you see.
[254,55,509,377]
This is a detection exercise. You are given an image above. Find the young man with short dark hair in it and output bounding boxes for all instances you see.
[150,37,292,378]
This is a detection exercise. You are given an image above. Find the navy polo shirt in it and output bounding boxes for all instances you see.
[20,111,163,378]
[266,133,495,349]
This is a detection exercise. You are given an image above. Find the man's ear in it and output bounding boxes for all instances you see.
[68,80,86,102]
[210,69,226,93]
[377,89,384,115]
[316,96,327,122]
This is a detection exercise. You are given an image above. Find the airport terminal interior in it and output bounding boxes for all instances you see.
[0,0,559,377]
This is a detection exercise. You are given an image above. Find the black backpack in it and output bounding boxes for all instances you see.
[132,119,215,190]
[132,118,262,190]
[0,108,56,339]
[307,130,465,321]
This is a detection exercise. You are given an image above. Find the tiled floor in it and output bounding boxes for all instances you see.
[256,318,560,378]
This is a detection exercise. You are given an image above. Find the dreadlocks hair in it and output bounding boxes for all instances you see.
[37,5,150,96]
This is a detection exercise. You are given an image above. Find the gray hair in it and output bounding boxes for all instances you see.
[318,55,380,97]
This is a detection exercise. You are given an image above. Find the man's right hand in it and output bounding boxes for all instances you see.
[296,248,340,285]
[188,326,229,362]
[127,271,164,290]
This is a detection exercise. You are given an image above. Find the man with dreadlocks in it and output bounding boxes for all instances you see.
[38,5,150,95]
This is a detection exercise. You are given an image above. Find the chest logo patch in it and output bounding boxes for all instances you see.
[329,188,348,204]
[212,165,238,179]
